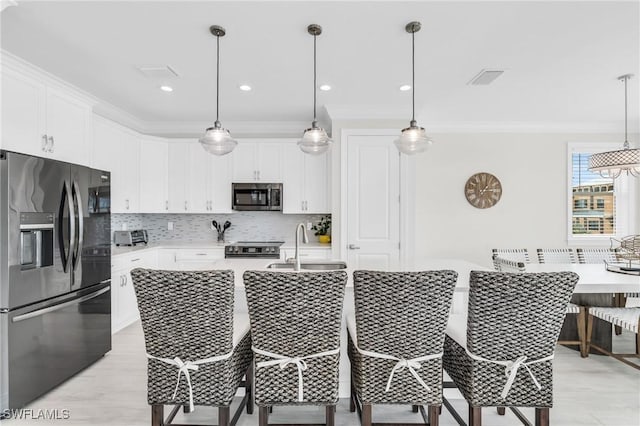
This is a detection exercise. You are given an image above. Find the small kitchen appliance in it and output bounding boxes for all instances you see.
[114,229,148,246]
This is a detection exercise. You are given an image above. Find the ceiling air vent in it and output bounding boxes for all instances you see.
[468,69,504,85]
[136,65,179,79]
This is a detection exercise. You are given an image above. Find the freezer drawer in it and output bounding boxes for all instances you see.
[0,282,111,411]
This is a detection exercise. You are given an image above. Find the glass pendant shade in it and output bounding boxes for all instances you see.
[394,122,433,154]
[298,123,332,155]
[199,122,237,155]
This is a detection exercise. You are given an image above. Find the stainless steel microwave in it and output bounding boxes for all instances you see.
[232,183,282,211]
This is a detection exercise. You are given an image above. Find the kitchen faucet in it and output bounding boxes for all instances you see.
[289,223,309,271]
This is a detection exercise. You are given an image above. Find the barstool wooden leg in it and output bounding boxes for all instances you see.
[362,404,372,426]
[469,406,481,426]
[497,407,506,415]
[350,371,356,412]
[258,406,269,426]
[535,407,549,426]
[246,364,254,414]
[412,405,419,413]
[218,407,230,426]
[326,405,335,426]
[151,404,164,426]
[428,405,439,426]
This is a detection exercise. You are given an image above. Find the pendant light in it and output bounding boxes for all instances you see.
[199,25,237,156]
[394,21,433,155]
[298,24,332,155]
[589,74,639,178]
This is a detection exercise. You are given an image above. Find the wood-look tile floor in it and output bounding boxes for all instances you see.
[3,322,639,426]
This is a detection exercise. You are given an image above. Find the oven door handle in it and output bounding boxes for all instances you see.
[12,285,110,323]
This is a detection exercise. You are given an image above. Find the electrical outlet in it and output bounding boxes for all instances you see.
[306,221,312,230]
[122,223,127,230]
[167,221,174,231]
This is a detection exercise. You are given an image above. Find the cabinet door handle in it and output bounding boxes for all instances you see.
[195,253,207,256]
[42,135,48,151]
[184,201,188,211]
[304,201,308,211]
[348,244,361,250]
[301,201,305,211]
[48,136,54,152]
[131,258,141,262]
[120,275,125,286]
[125,199,130,210]
[257,170,260,181]
[165,200,169,211]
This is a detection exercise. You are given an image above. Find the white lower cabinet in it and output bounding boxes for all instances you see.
[280,247,331,261]
[111,250,157,333]
[157,248,225,270]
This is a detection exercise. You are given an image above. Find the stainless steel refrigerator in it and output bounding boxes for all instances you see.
[0,151,112,413]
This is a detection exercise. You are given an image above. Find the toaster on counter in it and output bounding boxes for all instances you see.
[114,230,148,246]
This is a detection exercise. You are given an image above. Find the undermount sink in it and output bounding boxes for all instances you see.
[266,261,348,271]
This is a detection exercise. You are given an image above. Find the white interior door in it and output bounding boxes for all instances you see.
[346,135,400,270]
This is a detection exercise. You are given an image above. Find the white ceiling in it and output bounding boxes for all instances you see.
[2,0,639,136]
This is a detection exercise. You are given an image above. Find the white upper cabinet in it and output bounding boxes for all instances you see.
[1,63,93,165]
[1,66,46,157]
[167,141,189,213]
[44,87,92,165]
[282,142,330,214]
[139,136,169,213]
[167,140,233,213]
[210,154,233,213]
[92,116,139,213]
[231,140,283,182]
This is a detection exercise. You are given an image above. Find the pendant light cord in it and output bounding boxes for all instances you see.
[216,34,220,124]
[623,75,628,148]
[313,33,317,124]
[411,30,415,123]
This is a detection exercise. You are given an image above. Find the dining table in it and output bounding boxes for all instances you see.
[524,262,640,353]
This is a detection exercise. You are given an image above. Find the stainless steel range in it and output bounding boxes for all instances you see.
[225,241,284,259]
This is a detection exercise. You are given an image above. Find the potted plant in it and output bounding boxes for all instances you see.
[312,215,331,244]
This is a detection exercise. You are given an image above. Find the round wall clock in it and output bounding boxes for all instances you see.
[464,172,502,209]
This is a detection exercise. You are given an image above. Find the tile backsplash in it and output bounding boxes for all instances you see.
[111,212,329,243]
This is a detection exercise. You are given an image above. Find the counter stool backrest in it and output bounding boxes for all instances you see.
[243,271,347,356]
[467,271,579,360]
[130,268,235,360]
[491,249,530,270]
[353,270,458,358]
[536,248,577,264]
[576,247,618,264]
[492,255,526,273]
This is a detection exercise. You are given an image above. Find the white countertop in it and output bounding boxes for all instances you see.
[111,240,331,257]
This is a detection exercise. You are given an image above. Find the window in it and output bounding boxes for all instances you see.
[568,143,635,243]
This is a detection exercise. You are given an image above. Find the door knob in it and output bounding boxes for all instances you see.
[348,244,360,250]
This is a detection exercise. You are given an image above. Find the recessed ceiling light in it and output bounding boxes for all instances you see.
[319,84,331,91]
[159,85,173,92]
[239,84,252,91]
[399,84,411,91]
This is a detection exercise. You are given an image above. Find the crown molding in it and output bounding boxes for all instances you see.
[139,120,310,138]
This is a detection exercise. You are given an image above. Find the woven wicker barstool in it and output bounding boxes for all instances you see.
[443,270,579,426]
[243,270,348,426]
[347,270,458,426]
[130,268,253,426]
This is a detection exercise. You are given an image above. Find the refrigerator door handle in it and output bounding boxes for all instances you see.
[71,181,84,272]
[58,181,75,273]
[11,285,110,323]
